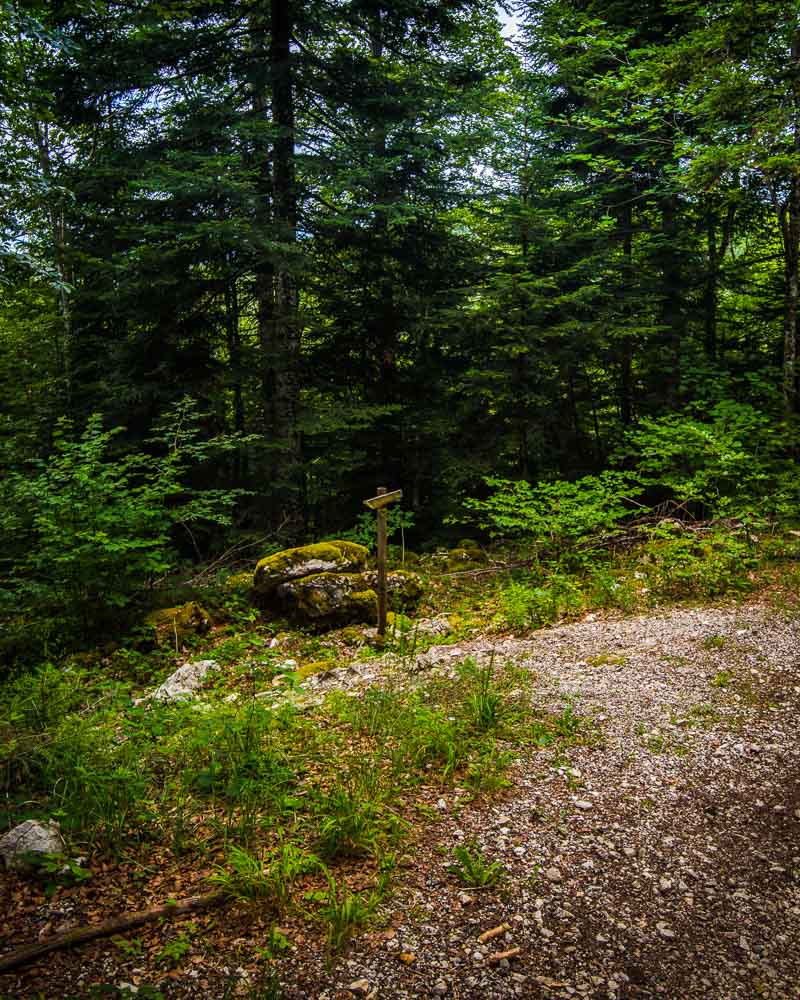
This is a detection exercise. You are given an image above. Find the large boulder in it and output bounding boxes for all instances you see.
[144,602,210,649]
[254,541,369,599]
[0,820,64,871]
[277,572,377,624]
[362,569,425,607]
[277,569,423,625]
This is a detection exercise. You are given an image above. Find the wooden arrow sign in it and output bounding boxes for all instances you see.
[363,488,403,510]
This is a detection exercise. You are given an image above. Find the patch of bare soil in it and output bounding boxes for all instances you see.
[3,602,800,1000]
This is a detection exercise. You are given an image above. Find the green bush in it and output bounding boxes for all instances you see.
[462,471,640,560]
[619,402,799,523]
[0,397,246,654]
[639,525,757,600]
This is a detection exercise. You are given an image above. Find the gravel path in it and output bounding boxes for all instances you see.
[287,602,800,999]
[4,602,799,1000]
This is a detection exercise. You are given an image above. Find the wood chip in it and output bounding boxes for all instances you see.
[477,922,511,944]
[487,946,521,964]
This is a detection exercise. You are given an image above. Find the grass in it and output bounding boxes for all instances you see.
[6,526,782,987]
[446,840,506,888]
[1,637,595,970]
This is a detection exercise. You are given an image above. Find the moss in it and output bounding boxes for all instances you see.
[361,569,424,609]
[296,659,335,680]
[351,589,378,617]
[456,538,481,551]
[328,540,370,563]
[144,602,210,648]
[448,547,487,565]
[224,571,254,592]
[254,540,369,597]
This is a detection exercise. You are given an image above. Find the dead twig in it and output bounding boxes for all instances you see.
[0,891,226,973]
[487,946,521,964]
[478,922,510,944]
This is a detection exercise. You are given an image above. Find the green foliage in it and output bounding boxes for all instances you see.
[639,525,757,601]
[446,841,505,887]
[156,927,195,967]
[338,506,416,554]
[314,768,399,861]
[316,874,382,953]
[619,403,798,521]
[463,473,640,557]
[499,573,584,630]
[0,398,247,655]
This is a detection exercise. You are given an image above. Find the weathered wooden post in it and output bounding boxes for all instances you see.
[364,486,402,637]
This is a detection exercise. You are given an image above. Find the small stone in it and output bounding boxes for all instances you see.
[656,922,676,940]
[623,847,636,858]
[498,814,512,825]
[540,928,554,939]
[437,798,447,811]
[348,979,370,996]
[659,877,673,892]
[545,867,563,882]
[574,800,593,811]
[513,846,526,857]
[472,950,484,962]
[458,892,474,906]
[432,983,449,996]
[399,952,416,964]
[0,820,65,871]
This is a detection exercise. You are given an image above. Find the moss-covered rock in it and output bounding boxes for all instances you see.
[447,547,488,569]
[363,569,424,608]
[144,602,210,648]
[225,571,254,592]
[277,571,377,624]
[296,659,335,680]
[254,540,369,598]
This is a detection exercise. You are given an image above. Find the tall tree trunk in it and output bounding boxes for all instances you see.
[619,201,634,426]
[270,0,300,468]
[249,2,301,525]
[658,194,683,408]
[224,281,245,483]
[367,8,400,483]
[704,206,718,362]
[782,23,800,416]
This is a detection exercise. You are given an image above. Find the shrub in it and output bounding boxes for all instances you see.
[0,397,246,655]
[462,471,640,560]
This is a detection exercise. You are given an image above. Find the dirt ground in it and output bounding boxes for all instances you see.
[2,601,799,1000]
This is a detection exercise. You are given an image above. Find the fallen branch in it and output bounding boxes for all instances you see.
[0,891,226,974]
[487,946,521,964]
[478,922,510,944]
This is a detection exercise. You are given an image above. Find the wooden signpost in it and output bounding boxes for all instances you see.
[364,486,403,637]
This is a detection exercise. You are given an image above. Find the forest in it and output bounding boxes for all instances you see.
[1,0,798,650]
[1,2,800,999]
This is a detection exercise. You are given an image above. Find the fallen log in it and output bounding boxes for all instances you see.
[0,890,226,974]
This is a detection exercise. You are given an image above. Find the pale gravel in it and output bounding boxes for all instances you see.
[7,602,800,1000]
[282,602,800,1000]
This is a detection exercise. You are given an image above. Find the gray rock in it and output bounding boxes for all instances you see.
[255,541,369,598]
[545,866,563,882]
[149,659,219,703]
[0,820,65,870]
